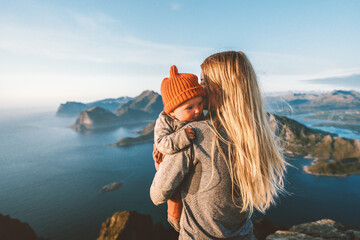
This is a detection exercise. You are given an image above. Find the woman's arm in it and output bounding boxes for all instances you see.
[150,147,192,205]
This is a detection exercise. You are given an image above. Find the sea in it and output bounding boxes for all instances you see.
[0,110,359,240]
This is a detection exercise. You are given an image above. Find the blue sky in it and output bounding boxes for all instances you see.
[1,0,360,109]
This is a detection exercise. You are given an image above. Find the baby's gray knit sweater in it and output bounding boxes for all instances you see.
[150,120,253,240]
[154,111,191,154]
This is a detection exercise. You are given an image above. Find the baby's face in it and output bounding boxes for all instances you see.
[170,96,204,122]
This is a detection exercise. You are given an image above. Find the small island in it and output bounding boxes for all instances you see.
[100,182,123,193]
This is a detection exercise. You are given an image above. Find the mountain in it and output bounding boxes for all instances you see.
[115,90,163,121]
[265,90,360,114]
[56,97,132,117]
[70,107,122,132]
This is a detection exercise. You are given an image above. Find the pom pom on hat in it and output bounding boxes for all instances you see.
[161,65,205,114]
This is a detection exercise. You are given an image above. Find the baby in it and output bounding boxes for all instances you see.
[153,65,206,232]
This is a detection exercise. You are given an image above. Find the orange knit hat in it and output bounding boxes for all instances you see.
[161,65,205,114]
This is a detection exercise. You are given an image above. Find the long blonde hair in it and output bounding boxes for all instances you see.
[201,51,286,215]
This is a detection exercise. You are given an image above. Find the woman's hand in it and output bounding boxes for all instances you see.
[153,145,164,171]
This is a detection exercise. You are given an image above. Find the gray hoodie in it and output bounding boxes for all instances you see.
[150,120,253,240]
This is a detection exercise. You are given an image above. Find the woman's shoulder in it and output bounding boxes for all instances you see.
[186,120,210,131]
[187,121,228,144]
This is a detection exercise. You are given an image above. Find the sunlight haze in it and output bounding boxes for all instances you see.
[1,0,359,109]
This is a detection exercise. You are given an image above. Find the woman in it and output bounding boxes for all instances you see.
[150,51,286,239]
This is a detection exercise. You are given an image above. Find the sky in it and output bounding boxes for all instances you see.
[0,0,360,109]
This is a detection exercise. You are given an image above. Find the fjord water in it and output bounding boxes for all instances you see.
[0,111,166,240]
[0,111,359,240]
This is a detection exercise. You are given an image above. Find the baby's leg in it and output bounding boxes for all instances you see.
[167,190,182,232]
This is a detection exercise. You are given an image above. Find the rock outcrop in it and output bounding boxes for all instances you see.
[266,219,360,240]
[0,214,49,240]
[115,122,155,147]
[97,211,178,240]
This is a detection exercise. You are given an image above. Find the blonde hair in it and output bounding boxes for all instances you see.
[201,51,286,215]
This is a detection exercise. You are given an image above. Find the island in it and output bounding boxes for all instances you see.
[100,182,123,193]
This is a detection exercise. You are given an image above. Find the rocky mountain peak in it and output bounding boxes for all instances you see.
[115,90,163,119]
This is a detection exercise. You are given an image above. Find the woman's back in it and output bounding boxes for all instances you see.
[151,120,253,239]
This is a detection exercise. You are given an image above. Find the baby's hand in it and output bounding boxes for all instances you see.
[185,127,195,140]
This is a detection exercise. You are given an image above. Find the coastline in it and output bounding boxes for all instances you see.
[289,154,354,177]
[302,165,350,178]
